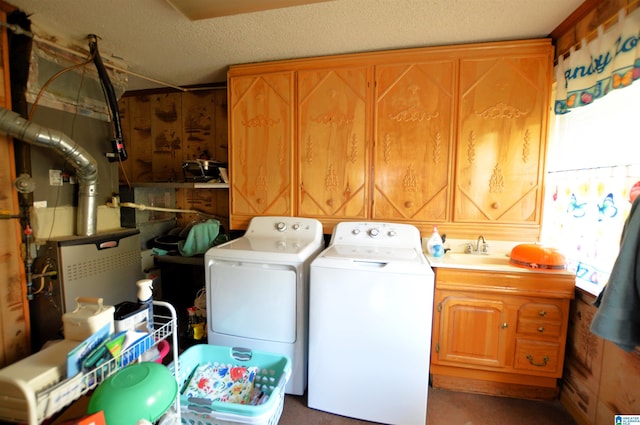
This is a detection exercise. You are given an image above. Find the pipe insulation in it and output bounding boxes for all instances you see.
[0,107,98,236]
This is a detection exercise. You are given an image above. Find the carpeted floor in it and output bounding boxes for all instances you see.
[279,387,577,425]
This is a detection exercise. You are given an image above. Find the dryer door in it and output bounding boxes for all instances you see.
[208,260,297,343]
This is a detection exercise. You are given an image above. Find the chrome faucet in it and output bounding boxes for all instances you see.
[466,235,489,254]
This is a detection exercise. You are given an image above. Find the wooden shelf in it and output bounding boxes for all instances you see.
[130,182,229,189]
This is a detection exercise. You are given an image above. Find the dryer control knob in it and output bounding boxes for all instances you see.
[292,223,300,230]
[368,228,380,238]
[276,222,287,232]
[352,229,360,235]
[388,230,397,237]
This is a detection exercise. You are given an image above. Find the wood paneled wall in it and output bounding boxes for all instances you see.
[118,89,230,229]
[0,5,31,366]
[551,0,639,60]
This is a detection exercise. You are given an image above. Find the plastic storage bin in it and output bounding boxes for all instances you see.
[63,297,115,342]
[174,345,291,425]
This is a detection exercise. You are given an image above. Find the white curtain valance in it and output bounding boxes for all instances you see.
[555,7,640,114]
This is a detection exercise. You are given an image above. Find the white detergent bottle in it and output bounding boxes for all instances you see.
[136,278,154,333]
[427,227,444,257]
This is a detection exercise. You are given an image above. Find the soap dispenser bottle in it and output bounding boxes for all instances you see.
[427,227,444,257]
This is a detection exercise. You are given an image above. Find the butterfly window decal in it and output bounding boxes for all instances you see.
[597,193,618,221]
[567,193,587,218]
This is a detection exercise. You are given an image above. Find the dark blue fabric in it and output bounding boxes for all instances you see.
[590,196,640,351]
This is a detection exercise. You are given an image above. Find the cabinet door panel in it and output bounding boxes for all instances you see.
[229,73,293,227]
[455,52,550,223]
[297,67,369,219]
[373,60,455,221]
[437,294,509,368]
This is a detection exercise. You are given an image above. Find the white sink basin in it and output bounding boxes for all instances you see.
[426,252,518,271]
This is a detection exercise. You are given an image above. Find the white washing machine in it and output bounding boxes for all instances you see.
[308,221,434,425]
[204,216,324,395]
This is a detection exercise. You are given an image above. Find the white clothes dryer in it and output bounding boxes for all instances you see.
[308,221,434,425]
[204,216,324,395]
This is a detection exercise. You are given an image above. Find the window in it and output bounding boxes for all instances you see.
[541,82,640,296]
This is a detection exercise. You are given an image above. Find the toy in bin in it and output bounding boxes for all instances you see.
[175,345,291,425]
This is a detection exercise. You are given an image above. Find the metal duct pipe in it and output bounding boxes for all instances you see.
[0,107,98,236]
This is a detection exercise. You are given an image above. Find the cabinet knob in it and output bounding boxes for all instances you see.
[501,322,508,329]
[491,202,500,209]
[256,198,263,204]
[404,201,413,208]
[326,199,334,207]
[537,326,545,333]
[539,310,547,317]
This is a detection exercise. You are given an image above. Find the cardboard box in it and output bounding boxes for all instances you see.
[56,410,106,425]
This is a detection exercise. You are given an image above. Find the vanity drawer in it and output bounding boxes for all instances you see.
[519,302,562,321]
[517,319,562,337]
[514,339,561,376]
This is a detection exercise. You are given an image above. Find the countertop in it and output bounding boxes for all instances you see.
[425,252,573,274]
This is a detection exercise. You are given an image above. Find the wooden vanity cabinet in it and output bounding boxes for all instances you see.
[227,72,295,229]
[430,267,575,399]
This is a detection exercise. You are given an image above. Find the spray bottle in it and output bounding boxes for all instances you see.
[136,278,154,333]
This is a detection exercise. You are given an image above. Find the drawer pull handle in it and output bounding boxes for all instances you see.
[539,310,546,317]
[526,354,549,367]
[537,326,545,333]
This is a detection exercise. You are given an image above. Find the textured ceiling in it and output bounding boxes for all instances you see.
[6,0,583,91]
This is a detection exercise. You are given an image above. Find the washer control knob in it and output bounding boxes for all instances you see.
[352,228,360,235]
[276,222,287,232]
[388,230,397,237]
[292,223,300,230]
[368,228,380,238]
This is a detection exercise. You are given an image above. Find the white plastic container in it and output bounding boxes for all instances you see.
[136,279,154,333]
[63,297,115,342]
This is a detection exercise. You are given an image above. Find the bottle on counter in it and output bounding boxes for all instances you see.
[186,306,197,340]
[427,227,444,258]
[136,278,154,333]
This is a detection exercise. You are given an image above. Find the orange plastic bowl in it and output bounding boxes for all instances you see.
[509,244,567,271]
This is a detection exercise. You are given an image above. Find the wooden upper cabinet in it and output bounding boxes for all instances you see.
[297,67,370,222]
[454,44,552,224]
[228,72,294,229]
[226,39,553,236]
[373,59,456,222]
